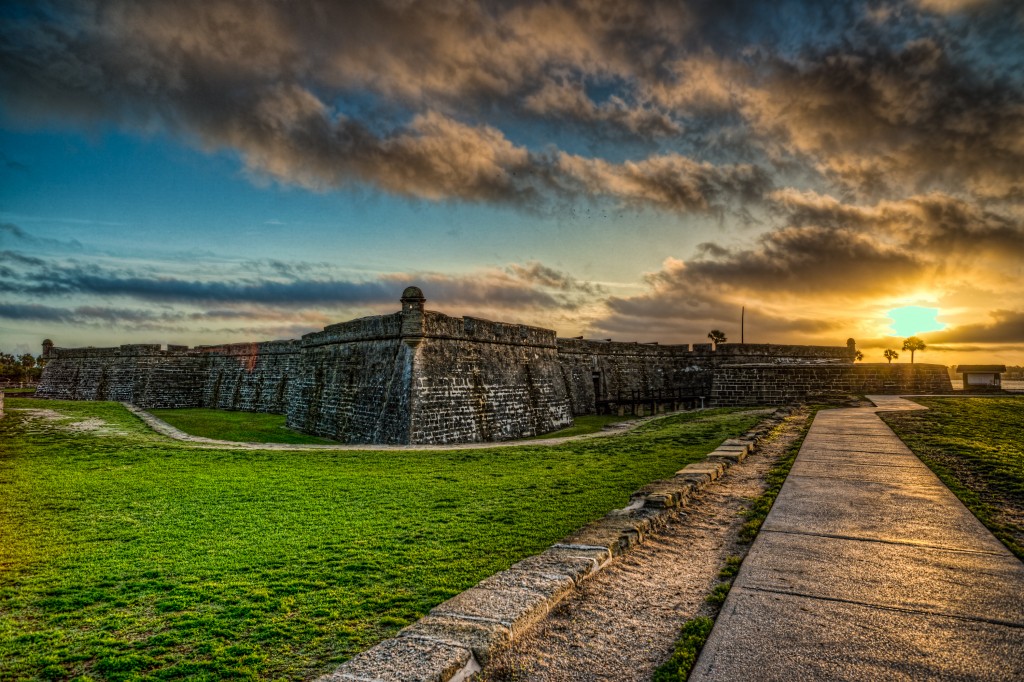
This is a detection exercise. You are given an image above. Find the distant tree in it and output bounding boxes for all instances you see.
[854,350,864,361]
[707,329,727,345]
[902,336,926,364]
[19,354,35,370]
[883,349,899,364]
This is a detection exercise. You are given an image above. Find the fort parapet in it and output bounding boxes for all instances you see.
[37,287,953,444]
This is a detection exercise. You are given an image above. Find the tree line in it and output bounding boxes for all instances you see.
[0,351,45,384]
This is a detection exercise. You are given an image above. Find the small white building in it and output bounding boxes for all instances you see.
[955,365,1006,392]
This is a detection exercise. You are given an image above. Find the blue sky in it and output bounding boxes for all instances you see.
[2,0,1023,365]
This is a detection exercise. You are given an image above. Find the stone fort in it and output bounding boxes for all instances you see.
[37,287,952,444]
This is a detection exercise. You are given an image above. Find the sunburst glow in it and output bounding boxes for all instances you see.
[887,306,944,337]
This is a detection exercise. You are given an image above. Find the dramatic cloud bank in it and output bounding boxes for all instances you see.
[0,233,605,345]
[2,1,1023,361]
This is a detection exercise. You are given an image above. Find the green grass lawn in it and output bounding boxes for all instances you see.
[148,409,632,444]
[882,397,1024,559]
[525,414,637,439]
[149,408,337,444]
[0,399,765,680]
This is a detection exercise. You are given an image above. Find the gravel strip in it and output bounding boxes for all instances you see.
[474,409,810,682]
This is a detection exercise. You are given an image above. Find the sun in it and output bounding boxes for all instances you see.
[887,306,945,337]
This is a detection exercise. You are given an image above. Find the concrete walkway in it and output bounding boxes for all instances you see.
[691,396,1024,681]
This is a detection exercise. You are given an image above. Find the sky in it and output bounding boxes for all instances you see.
[1,0,1023,367]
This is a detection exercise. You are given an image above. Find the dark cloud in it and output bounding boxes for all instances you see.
[769,190,1024,264]
[924,310,1024,344]
[2,258,397,305]
[0,248,599,340]
[3,1,1021,208]
[745,35,1024,199]
[0,0,766,213]
[0,302,176,325]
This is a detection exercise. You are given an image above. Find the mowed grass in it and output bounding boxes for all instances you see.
[0,399,765,680]
[882,397,1024,559]
[149,408,337,444]
[2,387,37,395]
[150,409,631,444]
[525,414,637,439]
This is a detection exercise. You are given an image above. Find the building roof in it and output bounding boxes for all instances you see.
[955,365,1006,373]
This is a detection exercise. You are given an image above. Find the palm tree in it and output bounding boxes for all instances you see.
[707,329,727,346]
[883,349,898,364]
[902,336,926,363]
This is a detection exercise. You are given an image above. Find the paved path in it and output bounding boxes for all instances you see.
[691,396,1024,681]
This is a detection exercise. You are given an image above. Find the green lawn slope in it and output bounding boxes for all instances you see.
[0,398,764,680]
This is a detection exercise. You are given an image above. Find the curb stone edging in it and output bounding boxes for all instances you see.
[317,406,796,682]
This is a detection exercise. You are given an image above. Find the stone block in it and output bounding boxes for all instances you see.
[708,450,744,465]
[430,586,556,637]
[398,614,511,666]
[677,461,726,481]
[633,478,695,508]
[560,514,654,556]
[321,635,476,682]
[721,438,753,453]
[476,566,575,601]
[540,545,612,581]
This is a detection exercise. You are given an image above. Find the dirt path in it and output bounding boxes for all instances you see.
[475,409,810,682]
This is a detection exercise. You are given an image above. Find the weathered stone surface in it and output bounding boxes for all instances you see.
[561,514,657,555]
[512,548,609,585]
[398,615,511,665]
[632,478,696,508]
[430,586,556,637]
[721,438,753,453]
[321,635,475,682]
[557,339,853,415]
[711,363,952,407]
[708,448,747,464]
[677,461,727,481]
[476,567,575,601]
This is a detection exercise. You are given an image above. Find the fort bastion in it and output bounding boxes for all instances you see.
[36,287,952,444]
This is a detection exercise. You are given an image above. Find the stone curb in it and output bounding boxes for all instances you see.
[316,406,795,681]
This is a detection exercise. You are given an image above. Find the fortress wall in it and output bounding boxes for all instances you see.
[38,345,173,404]
[286,315,413,443]
[196,340,301,413]
[711,343,853,363]
[710,363,953,406]
[555,340,854,414]
[409,314,571,444]
[556,341,708,415]
[38,342,301,410]
[317,312,406,343]
[34,289,900,444]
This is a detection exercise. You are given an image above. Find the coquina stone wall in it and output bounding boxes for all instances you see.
[37,341,300,412]
[409,313,572,444]
[35,287,954,444]
[284,295,573,445]
[286,313,414,443]
[556,340,854,415]
[710,363,953,406]
[198,341,301,413]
